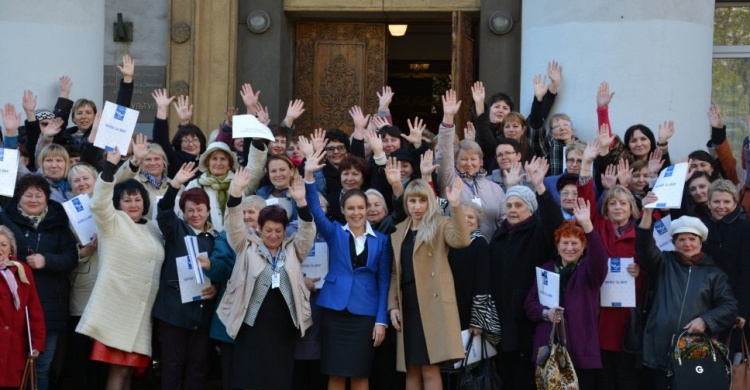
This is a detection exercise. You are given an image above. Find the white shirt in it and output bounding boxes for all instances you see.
[342,221,376,255]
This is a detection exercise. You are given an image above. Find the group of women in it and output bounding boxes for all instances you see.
[0,56,748,390]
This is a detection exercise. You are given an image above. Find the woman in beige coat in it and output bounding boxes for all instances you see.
[217,167,316,390]
[388,178,470,390]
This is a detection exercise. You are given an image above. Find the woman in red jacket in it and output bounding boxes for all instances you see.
[0,225,46,388]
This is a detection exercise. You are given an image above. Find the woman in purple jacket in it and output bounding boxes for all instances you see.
[525,198,608,389]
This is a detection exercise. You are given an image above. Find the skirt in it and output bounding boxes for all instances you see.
[402,281,430,365]
[320,308,376,377]
[90,340,150,368]
[232,288,297,390]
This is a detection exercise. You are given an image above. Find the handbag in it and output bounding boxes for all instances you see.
[457,333,502,390]
[535,317,578,390]
[19,355,37,390]
[669,331,731,390]
[726,327,750,390]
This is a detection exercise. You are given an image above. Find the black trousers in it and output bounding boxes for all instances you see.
[496,351,536,390]
[157,319,211,390]
[597,350,640,390]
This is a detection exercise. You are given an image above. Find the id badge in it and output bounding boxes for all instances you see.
[272,272,280,289]
[471,197,482,207]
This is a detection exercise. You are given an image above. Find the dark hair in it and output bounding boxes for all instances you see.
[270,125,288,141]
[258,205,289,229]
[686,171,712,187]
[17,143,31,160]
[341,189,369,209]
[14,174,51,203]
[64,144,81,159]
[113,179,151,216]
[496,138,522,154]
[378,125,402,141]
[338,155,369,177]
[487,92,515,112]
[325,129,350,152]
[171,124,207,154]
[179,188,211,212]
[623,125,656,156]
[556,173,580,192]
[687,150,722,181]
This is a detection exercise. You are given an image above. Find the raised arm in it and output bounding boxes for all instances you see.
[437,90,461,193]
[157,161,199,239]
[116,54,135,107]
[89,148,125,237]
[635,194,664,277]
[707,104,739,184]
[443,178,471,249]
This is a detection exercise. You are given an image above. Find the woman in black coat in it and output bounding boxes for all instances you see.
[152,162,218,390]
[0,174,78,389]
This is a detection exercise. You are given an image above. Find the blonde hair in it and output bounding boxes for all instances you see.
[67,163,98,193]
[144,143,169,176]
[0,226,18,257]
[403,179,441,247]
[601,185,640,221]
[38,143,70,178]
[708,179,739,204]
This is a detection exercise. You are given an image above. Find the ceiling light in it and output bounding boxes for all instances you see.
[388,24,408,37]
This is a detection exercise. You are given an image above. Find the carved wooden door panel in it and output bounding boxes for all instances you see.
[294,23,386,135]
[451,11,476,139]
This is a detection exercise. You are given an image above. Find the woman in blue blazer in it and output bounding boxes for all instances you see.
[304,148,392,390]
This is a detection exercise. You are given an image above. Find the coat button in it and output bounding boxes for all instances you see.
[141,302,146,306]
[3,326,8,330]
[434,293,438,298]
[428,252,433,256]
[431,272,435,277]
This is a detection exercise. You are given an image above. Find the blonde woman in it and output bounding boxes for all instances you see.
[388,178,469,390]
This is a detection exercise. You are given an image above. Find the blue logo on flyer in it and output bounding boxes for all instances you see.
[72,198,84,212]
[187,257,193,270]
[664,166,674,178]
[654,220,668,235]
[542,270,549,285]
[114,105,126,121]
[610,258,621,273]
[0,148,4,162]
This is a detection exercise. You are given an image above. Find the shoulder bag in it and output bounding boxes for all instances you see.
[726,327,750,390]
[535,317,579,390]
[457,333,502,390]
[669,331,731,390]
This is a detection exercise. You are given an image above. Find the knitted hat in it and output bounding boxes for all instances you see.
[34,109,55,121]
[389,148,417,165]
[669,216,709,242]
[505,185,538,213]
[198,142,239,172]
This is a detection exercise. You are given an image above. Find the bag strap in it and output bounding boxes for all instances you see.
[726,326,750,364]
[558,316,568,347]
[460,333,474,368]
[674,267,693,335]
[548,319,558,346]
[673,331,717,366]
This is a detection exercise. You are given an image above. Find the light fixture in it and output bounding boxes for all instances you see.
[388,24,408,37]
[409,63,430,71]
[489,11,513,35]
[247,10,271,34]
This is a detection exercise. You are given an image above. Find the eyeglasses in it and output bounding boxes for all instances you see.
[552,121,572,130]
[496,151,519,158]
[565,158,583,165]
[560,191,578,198]
[181,138,200,146]
[325,146,346,153]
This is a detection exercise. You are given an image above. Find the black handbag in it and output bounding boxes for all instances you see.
[457,334,502,390]
[669,331,731,390]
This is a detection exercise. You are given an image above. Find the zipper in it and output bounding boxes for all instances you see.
[675,266,692,332]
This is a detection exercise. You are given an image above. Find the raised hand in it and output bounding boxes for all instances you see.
[41,117,64,139]
[385,157,402,186]
[59,75,73,99]
[401,117,425,146]
[596,123,613,155]
[297,135,315,159]
[364,129,384,157]
[441,89,462,124]
[445,177,464,207]
[304,148,327,180]
[224,106,239,127]
[419,149,439,180]
[1,103,22,137]
[547,60,562,94]
[106,146,122,165]
[600,164,618,190]
[171,161,199,188]
[525,156,549,190]
[288,176,307,205]
[596,81,615,108]
[152,89,175,119]
[254,102,270,125]
[349,105,371,134]
[130,133,150,163]
[22,90,37,119]
[284,99,305,126]
[471,81,485,106]
[616,158,632,186]
[658,120,675,144]
[86,111,102,144]
[642,191,658,206]
[504,161,526,188]
[648,149,665,175]
[464,122,476,141]
[310,128,327,152]
[371,115,389,130]
[230,166,251,197]
[573,198,593,232]
[117,54,135,83]
[533,74,548,102]
[707,104,724,129]
[173,95,193,125]
[377,86,394,111]
[240,83,260,114]
[583,138,602,164]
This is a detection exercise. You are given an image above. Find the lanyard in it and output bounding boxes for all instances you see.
[271,249,282,272]
[466,176,479,196]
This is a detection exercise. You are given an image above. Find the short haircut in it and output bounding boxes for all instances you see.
[496,138,521,154]
[547,113,573,132]
[145,143,169,176]
[460,200,486,226]
[365,189,388,215]
[266,153,295,171]
[378,125,402,140]
[270,125,288,141]
[72,98,97,115]
[0,225,18,257]
[14,174,51,203]
[179,187,211,212]
[113,179,151,216]
[171,124,207,154]
[341,188,368,209]
[565,140,587,157]
[37,143,70,178]
[601,185,639,221]
[455,139,484,160]
[630,160,648,172]
[338,155,369,177]
[554,220,587,247]
[708,179,739,204]
[67,163,98,184]
[241,195,266,210]
[487,92,515,112]
[258,205,290,230]
[325,129,350,152]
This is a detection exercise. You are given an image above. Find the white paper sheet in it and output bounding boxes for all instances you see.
[62,194,97,245]
[536,267,560,308]
[600,258,636,307]
[653,215,675,252]
[452,329,498,368]
[301,242,329,289]
[644,163,688,209]
[0,148,20,197]
[93,101,139,153]
[176,252,212,303]
[232,114,274,141]
[184,236,204,284]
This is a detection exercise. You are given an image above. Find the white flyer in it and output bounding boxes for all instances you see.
[301,242,329,289]
[94,101,139,153]
[232,114,274,141]
[452,329,498,368]
[184,236,204,284]
[62,194,97,245]
[653,215,675,252]
[176,252,212,303]
[536,267,560,308]
[0,148,20,197]
[600,258,636,307]
[644,163,688,209]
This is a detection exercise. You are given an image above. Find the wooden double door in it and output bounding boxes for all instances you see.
[293,12,476,136]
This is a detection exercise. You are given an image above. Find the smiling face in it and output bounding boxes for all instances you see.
[0,234,13,261]
[70,170,96,196]
[462,206,479,232]
[342,194,367,231]
[398,161,413,181]
[406,195,428,222]
[559,184,578,214]
[269,135,287,156]
[550,118,573,143]
[43,155,67,181]
[457,150,481,176]
[382,134,401,157]
[285,141,302,159]
[118,191,144,222]
[243,206,260,229]
[143,151,166,178]
[628,130,651,158]
[341,168,363,191]
[73,103,95,130]
[326,141,347,166]
[260,220,285,250]
[688,177,711,205]
[606,193,631,226]
[184,200,210,230]
[674,233,702,257]
[689,159,714,177]
[180,134,201,157]
[557,235,584,265]
[630,167,650,194]
[489,101,511,124]
[495,144,520,171]
[503,120,525,141]
[506,196,532,226]
[709,191,737,220]
[20,187,47,216]
[207,150,231,176]
[268,159,293,189]
[367,194,386,225]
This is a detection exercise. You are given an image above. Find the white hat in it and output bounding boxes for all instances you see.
[669,216,709,242]
[198,142,239,173]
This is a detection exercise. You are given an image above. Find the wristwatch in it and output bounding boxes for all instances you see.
[542,308,550,322]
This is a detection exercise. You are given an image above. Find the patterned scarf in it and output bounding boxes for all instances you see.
[143,171,168,189]
[17,204,48,229]
[0,260,30,310]
[197,172,232,216]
